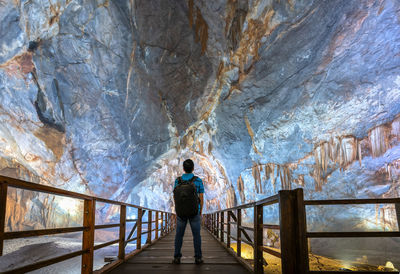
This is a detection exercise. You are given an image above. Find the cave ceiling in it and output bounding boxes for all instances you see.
[0,0,399,230]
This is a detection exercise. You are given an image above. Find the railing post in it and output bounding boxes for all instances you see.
[295,188,309,273]
[237,208,241,257]
[211,214,214,234]
[118,205,126,260]
[0,182,8,256]
[254,204,264,274]
[161,212,164,236]
[147,210,152,244]
[82,199,95,274]
[227,211,231,249]
[279,189,308,274]
[137,208,142,250]
[220,211,224,242]
[155,211,159,239]
[217,212,220,239]
[395,203,400,231]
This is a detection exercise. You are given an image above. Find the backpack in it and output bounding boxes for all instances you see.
[173,176,199,218]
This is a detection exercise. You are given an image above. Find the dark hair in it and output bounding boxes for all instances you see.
[183,159,194,173]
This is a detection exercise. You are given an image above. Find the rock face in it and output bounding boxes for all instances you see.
[0,0,399,243]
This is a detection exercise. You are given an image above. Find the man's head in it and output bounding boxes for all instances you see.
[183,159,194,173]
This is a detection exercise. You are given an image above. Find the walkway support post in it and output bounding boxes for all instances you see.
[237,208,242,258]
[279,189,308,274]
[155,211,159,240]
[396,203,400,231]
[82,199,95,274]
[118,205,126,260]
[254,204,264,274]
[0,182,7,256]
[227,210,231,249]
[137,208,142,249]
[147,210,152,244]
[220,211,224,242]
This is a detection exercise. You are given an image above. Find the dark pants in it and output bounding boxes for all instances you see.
[174,214,202,259]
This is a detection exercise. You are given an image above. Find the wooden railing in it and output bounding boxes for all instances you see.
[0,175,176,273]
[204,188,400,274]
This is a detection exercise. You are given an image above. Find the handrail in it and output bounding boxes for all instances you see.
[0,175,176,273]
[204,189,400,274]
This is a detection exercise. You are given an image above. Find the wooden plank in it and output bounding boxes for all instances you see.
[147,210,152,244]
[126,219,138,222]
[254,204,263,274]
[263,224,280,229]
[2,249,86,274]
[304,198,400,205]
[308,271,397,274]
[82,199,95,274]
[279,190,297,274]
[0,175,92,200]
[295,188,309,274]
[95,223,120,229]
[0,175,174,216]
[94,239,120,250]
[396,203,400,232]
[307,231,400,238]
[137,208,142,249]
[262,246,281,258]
[4,226,86,239]
[155,211,159,239]
[227,210,231,248]
[125,236,137,243]
[119,205,126,260]
[220,211,224,242]
[241,228,253,244]
[239,225,254,231]
[160,212,164,236]
[0,182,7,256]
[237,208,242,258]
[217,212,220,239]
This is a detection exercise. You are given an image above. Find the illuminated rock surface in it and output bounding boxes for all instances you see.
[0,0,400,270]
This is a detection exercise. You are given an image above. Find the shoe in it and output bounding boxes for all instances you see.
[172,257,181,264]
[195,258,204,265]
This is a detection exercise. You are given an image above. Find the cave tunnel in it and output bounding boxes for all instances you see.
[0,0,400,273]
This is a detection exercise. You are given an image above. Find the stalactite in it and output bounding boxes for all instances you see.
[237,175,246,204]
[369,125,388,158]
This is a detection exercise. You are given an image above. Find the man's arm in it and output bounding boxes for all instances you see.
[199,193,204,214]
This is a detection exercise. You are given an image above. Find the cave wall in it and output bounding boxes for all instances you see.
[0,0,400,236]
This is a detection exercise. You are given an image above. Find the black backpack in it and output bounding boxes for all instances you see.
[173,176,199,218]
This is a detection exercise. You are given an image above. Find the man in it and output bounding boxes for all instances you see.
[172,159,204,264]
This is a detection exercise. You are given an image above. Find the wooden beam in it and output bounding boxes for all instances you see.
[307,231,400,238]
[254,204,264,274]
[147,210,152,244]
[82,199,95,274]
[0,182,7,256]
[4,226,86,239]
[94,239,119,250]
[295,188,309,273]
[279,190,297,274]
[227,210,231,248]
[155,211,159,239]
[396,203,400,232]
[220,211,224,242]
[137,208,142,250]
[118,205,126,260]
[160,212,164,236]
[262,246,281,258]
[237,208,242,258]
[305,197,400,205]
[3,249,85,273]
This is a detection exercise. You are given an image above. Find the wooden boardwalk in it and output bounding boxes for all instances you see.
[110,227,249,273]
